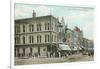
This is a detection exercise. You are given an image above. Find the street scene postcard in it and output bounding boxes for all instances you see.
[14,3,94,65]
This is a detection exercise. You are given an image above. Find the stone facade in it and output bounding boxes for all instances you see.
[15,11,64,58]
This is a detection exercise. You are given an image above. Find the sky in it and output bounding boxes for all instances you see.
[15,3,94,40]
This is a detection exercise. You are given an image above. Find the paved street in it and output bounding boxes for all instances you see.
[15,54,94,65]
[67,54,94,62]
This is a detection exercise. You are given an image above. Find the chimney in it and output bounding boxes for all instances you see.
[32,10,36,17]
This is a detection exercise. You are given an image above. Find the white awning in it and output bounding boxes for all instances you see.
[73,47,78,50]
[59,44,71,50]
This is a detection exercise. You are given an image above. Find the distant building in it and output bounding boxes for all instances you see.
[82,38,94,51]
[88,40,94,50]
[65,28,74,48]
[14,10,64,58]
[82,38,88,50]
[65,26,83,52]
[73,26,83,50]
[58,17,66,43]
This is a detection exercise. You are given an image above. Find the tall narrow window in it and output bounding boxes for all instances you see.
[32,25,34,32]
[15,37,16,44]
[32,36,34,43]
[15,37,20,44]
[18,37,20,44]
[16,24,20,33]
[15,37,17,44]
[45,23,47,30]
[37,35,41,43]
[40,36,41,43]
[45,35,47,42]
[37,36,39,43]
[29,24,34,32]
[37,24,39,31]
[45,35,49,42]
[29,36,31,43]
[45,23,50,31]
[23,25,25,32]
[47,23,50,30]
[37,24,41,31]
[48,35,50,42]
[23,36,25,44]
[39,24,41,31]
[52,35,53,42]
[29,24,31,32]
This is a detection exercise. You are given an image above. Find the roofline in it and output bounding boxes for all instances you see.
[15,15,57,21]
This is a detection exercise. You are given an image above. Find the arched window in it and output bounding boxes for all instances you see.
[29,24,34,32]
[32,36,34,43]
[23,36,25,44]
[48,35,50,42]
[32,24,34,32]
[45,35,50,42]
[45,23,50,31]
[15,37,20,44]
[29,36,34,43]
[37,35,41,43]
[40,35,41,42]
[39,24,41,31]
[23,24,25,32]
[16,24,20,33]
[29,36,31,43]
[47,23,50,30]
[37,24,41,31]
[45,23,47,30]
[29,24,31,32]
[45,35,47,42]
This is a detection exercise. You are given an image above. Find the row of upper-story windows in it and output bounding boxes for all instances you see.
[15,35,57,44]
[15,23,57,33]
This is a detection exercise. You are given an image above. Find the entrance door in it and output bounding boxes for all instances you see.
[38,47,40,56]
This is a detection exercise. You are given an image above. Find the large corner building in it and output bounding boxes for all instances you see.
[14,10,65,58]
